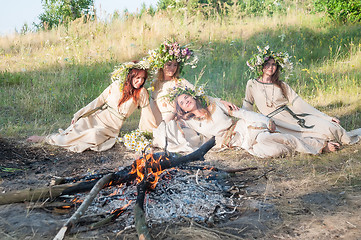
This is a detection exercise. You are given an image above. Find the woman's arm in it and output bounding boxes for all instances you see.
[138,88,158,131]
[71,81,113,124]
[232,108,272,129]
[242,79,255,111]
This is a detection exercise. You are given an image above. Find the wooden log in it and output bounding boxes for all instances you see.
[89,203,130,229]
[0,183,77,205]
[0,137,216,205]
[53,173,113,240]
[134,157,152,240]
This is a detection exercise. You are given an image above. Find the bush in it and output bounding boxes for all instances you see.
[314,0,361,23]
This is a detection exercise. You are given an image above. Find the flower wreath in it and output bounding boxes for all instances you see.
[110,60,150,90]
[246,45,293,77]
[164,81,209,108]
[147,40,198,73]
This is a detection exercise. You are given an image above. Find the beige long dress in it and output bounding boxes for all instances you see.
[158,99,325,158]
[182,99,326,158]
[243,79,361,145]
[150,78,209,151]
[45,80,157,153]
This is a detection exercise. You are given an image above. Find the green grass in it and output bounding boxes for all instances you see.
[1,8,361,137]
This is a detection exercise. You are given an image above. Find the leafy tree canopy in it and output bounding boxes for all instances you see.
[36,0,94,30]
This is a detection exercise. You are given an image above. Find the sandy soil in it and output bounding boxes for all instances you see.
[0,137,360,240]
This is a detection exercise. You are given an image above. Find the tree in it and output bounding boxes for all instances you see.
[36,0,94,30]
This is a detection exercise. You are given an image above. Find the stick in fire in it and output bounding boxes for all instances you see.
[0,136,216,205]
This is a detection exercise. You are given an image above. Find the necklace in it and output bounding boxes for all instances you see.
[261,82,275,108]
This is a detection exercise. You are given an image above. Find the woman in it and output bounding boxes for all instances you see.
[243,46,361,150]
[147,40,238,123]
[173,90,333,158]
[147,40,238,151]
[27,61,157,153]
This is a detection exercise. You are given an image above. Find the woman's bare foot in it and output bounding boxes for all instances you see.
[323,141,340,153]
[27,135,45,143]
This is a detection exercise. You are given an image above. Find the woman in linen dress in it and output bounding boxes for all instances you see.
[147,40,238,152]
[174,92,331,158]
[27,61,157,153]
[243,46,361,151]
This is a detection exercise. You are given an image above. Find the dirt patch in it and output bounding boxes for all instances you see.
[0,137,361,239]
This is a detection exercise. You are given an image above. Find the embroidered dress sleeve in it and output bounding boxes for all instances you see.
[285,82,333,121]
[138,88,158,131]
[72,81,114,122]
[242,79,255,111]
[216,98,269,128]
[218,96,270,129]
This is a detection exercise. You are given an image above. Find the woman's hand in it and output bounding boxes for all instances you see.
[268,119,276,133]
[331,117,340,124]
[220,100,239,111]
[71,114,80,125]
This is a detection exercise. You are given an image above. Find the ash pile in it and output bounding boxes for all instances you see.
[71,166,241,228]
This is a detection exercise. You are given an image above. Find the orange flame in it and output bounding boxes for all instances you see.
[108,186,123,196]
[71,197,84,204]
[130,153,169,189]
[110,200,133,217]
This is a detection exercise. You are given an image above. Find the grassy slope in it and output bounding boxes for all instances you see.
[1,8,361,137]
[0,6,361,239]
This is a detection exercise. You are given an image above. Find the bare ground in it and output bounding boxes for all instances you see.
[0,137,360,240]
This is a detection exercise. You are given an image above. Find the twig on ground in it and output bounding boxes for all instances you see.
[53,173,113,240]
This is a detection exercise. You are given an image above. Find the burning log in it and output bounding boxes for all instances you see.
[134,156,152,240]
[0,136,216,205]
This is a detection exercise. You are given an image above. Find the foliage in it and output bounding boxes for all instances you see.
[314,0,361,23]
[157,0,233,10]
[157,0,287,17]
[36,0,94,30]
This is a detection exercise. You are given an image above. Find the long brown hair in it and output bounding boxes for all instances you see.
[175,95,212,121]
[263,57,288,99]
[118,68,147,108]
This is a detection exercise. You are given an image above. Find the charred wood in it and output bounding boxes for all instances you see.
[134,158,152,240]
[53,173,113,240]
[0,137,215,205]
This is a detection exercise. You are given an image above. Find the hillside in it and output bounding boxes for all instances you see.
[1,5,361,240]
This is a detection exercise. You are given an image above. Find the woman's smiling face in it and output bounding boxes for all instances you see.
[131,70,146,89]
[163,60,178,79]
[263,58,277,76]
[177,94,197,112]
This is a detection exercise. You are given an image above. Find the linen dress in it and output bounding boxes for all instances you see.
[45,80,157,153]
[150,78,209,151]
[242,79,361,145]
[179,99,326,158]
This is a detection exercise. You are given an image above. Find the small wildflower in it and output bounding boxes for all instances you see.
[119,129,153,153]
